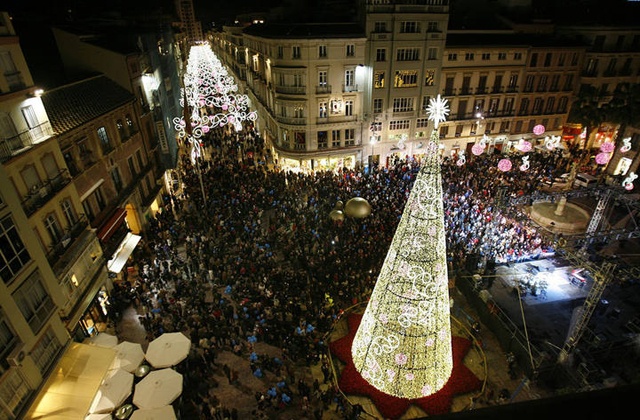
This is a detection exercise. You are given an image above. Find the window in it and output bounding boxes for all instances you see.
[537,75,548,92]
[292,46,301,59]
[482,53,490,60]
[465,52,474,61]
[44,213,62,243]
[400,21,419,33]
[394,70,418,87]
[477,75,487,93]
[376,48,386,62]
[427,21,439,32]
[498,52,507,60]
[508,74,519,90]
[346,44,355,57]
[345,129,355,146]
[488,98,500,115]
[21,164,41,192]
[332,130,341,147]
[550,74,560,91]
[117,119,126,140]
[111,167,123,193]
[606,58,617,75]
[277,46,284,59]
[345,70,354,88]
[558,96,568,113]
[424,70,435,86]
[504,98,514,114]
[524,75,534,92]
[318,71,327,86]
[519,98,530,115]
[41,153,59,179]
[422,96,431,111]
[319,102,327,118]
[448,53,457,61]
[544,53,552,67]
[545,97,555,114]
[345,100,353,116]
[31,328,61,373]
[374,71,385,88]
[427,47,437,60]
[529,53,538,67]
[318,45,327,58]
[12,270,55,333]
[389,120,410,130]
[515,120,523,133]
[317,131,328,149]
[373,98,383,114]
[1,312,18,364]
[585,58,599,76]
[136,150,144,171]
[396,48,419,61]
[563,74,574,91]
[60,198,77,226]
[416,118,429,128]
[128,156,138,177]
[97,126,111,153]
[82,200,94,221]
[374,22,386,32]
[492,74,503,92]
[125,115,136,134]
[532,98,543,114]
[392,98,414,113]
[0,216,31,284]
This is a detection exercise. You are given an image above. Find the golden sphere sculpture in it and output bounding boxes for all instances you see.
[329,209,345,222]
[344,197,371,218]
[335,200,344,210]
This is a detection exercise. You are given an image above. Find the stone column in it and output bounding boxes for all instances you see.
[555,196,567,216]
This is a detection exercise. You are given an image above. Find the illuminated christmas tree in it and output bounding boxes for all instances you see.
[351,95,453,399]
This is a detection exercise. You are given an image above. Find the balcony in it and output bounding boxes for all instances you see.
[458,87,472,96]
[475,86,488,95]
[47,214,91,273]
[21,169,72,216]
[275,85,306,95]
[0,121,54,162]
[276,116,307,125]
[4,70,27,91]
[316,85,332,94]
[343,84,359,93]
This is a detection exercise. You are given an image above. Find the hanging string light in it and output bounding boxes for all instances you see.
[351,95,453,399]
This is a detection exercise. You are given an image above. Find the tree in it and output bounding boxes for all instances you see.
[568,84,608,149]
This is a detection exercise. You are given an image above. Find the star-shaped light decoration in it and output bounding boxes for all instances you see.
[426,95,450,129]
[331,313,482,419]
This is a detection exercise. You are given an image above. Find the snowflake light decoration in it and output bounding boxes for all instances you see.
[426,95,450,129]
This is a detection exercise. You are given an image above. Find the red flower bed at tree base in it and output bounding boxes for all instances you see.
[329,313,482,419]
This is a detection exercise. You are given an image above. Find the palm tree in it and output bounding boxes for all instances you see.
[568,84,608,149]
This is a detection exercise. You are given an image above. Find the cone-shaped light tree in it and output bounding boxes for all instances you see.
[351,95,453,399]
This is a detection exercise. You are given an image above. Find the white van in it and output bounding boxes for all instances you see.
[574,173,598,188]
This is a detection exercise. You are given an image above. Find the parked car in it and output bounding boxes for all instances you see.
[574,173,598,188]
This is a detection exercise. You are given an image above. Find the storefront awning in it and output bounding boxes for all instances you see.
[25,343,116,419]
[107,232,142,274]
[97,208,127,242]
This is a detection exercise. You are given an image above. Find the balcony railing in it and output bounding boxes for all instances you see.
[316,85,332,94]
[275,85,306,95]
[21,169,72,216]
[47,214,90,270]
[0,121,54,162]
[342,84,359,93]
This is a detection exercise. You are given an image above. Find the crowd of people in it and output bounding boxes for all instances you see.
[109,125,576,419]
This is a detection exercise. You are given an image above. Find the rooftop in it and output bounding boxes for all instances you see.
[242,22,365,39]
[41,75,135,135]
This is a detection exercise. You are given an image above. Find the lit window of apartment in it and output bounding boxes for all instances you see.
[319,102,327,118]
[400,21,419,33]
[346,44,355,57]
[373,98,383,114]
[319,45,327,58]
[392,97,414,113]
[97,126,112,154]
[376,48,386,62]
[374,71,385,88]
[396,48,420,61]
[345,70,355,88]
[394,70,418,87]
[389,120,410,130]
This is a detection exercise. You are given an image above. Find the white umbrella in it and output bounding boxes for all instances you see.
[89,369,134,414]
[85,333,118,348]
[130,405,177,420]
[110,341,145,373]
[85,414,112,420]
[133,368,183,409]
[145,332,190,368]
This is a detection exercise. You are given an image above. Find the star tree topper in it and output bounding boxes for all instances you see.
[426,95,450,129]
